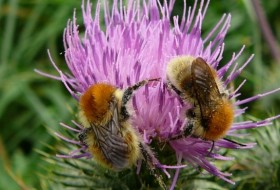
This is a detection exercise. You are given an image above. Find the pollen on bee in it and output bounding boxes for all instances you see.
[123,127,141,164]
[79,83,117,124]
[204,100,234,141]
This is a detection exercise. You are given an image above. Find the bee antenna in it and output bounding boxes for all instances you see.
[167,82,182,96]
[223,137,246,146]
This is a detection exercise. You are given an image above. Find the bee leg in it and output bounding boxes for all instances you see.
[139,142,167,190]
[78,128,92,146]
[169,122,193,141]
[122,78,161,106]
[167,81,182,96]
[120,78,161,120]
[208,139,245,156]
[223,137,246,147]
[169,109,195,141]
[207,141,215,156]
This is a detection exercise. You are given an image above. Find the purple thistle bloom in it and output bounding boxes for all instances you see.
[36,0,280,189]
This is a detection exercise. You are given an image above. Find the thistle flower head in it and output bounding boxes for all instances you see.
[37,0,280,189]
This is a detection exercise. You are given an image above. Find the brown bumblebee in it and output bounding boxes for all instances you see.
[78,78,167,189]
[78,78,160,170]
[166,56,235,142]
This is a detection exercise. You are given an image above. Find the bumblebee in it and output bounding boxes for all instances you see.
[78,78,168,189]
[166,56,234,142]
[78,79,159,170]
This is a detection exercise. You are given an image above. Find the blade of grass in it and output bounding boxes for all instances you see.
[1,0,18,65]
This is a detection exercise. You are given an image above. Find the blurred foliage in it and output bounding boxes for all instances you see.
[233,120,280,190]
[0,0,280,189]
[0,0,81,189]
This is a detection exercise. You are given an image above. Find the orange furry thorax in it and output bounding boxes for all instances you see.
[79,83,117,124]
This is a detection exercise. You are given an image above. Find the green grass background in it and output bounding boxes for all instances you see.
[0,0,280,189]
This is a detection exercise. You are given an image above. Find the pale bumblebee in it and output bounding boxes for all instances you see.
[166,56,237,144]
[78,78,167,189]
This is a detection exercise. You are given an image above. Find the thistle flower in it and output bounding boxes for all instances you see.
[37,0,280,189]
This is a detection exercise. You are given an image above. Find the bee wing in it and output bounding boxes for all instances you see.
[91,100,129,169]
[191,57,222,122]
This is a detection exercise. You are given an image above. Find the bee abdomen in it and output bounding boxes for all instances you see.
[204,101,234,141]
